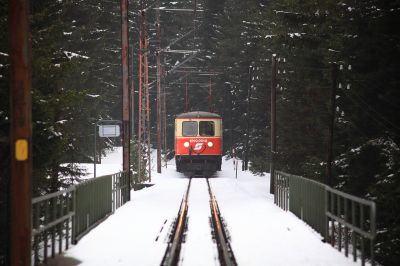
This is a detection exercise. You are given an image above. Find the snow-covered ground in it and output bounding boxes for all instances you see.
[74,148,123,179]
[59,147,360,266]
[180,178,218,266]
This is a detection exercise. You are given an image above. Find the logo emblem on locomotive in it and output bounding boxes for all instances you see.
[192,143,205,151]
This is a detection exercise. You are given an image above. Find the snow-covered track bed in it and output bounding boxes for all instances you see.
[161,177,237,266]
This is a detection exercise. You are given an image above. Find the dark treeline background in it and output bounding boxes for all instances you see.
[1,0,399,265]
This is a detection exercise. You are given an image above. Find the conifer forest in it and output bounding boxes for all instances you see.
[1,0,400,265]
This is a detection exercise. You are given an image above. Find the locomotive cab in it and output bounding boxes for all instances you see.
[175,111,223,174]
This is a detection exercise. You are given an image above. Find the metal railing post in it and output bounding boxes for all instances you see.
[324,189,328,241]
[370,203,376,266]
[72,188,77,244]
[94,122,97,178]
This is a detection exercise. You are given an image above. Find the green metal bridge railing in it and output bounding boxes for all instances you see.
[31,187,75,265]
[274,171,376,266]
[31,171,130,265]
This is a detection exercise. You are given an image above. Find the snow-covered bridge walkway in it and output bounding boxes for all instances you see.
[48,150,360,266]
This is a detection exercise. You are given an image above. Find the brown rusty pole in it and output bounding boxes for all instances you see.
[162,66,167,168]
[131,44,135,138]
[138,6,144,180]
[185,73,189,112]
[121,0,130,196]
[326,64,338,186]
[9,0,32,264]
[244,65,252,171]
[270,55,277,194]
[208,77,212,112]
[156,0,162,173]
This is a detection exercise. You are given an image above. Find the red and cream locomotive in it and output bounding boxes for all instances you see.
[175,111,222,174]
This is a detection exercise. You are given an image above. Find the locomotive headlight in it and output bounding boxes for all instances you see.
[184,142,190,148]
[207,141,214,147]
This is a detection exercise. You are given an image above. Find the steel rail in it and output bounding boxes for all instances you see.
[161,178,192,266]
[206,179,237,266]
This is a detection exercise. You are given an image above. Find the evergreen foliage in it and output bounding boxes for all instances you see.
[28,0,115,194]
[158,0,400,263]
[130,139,149,183]
[207,1,399,264]
[1,0,399,264]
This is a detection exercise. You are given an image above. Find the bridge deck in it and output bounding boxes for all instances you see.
[48,158,360,266]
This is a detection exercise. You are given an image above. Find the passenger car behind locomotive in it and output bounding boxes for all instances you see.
[175,111,222,174]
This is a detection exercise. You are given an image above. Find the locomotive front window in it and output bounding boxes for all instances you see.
[182,121,198,136]
[199,121,215,136]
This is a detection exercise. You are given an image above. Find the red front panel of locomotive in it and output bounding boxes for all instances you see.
[175,137,222,156]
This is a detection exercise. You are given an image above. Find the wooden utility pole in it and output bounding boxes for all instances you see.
[131,45,135,138]
[156,0,162,173]
[162,66,168,168]
[9,0,32,264]
[120,0,130,195]
[138,7,143,179]
[326,64,338,186]
[185,73,189,112]
[244,65,253,171]
[270,55,277,194]
[192,0,197,50]
[208,76,212,112]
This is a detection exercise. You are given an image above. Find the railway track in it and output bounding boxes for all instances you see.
[206,178,237,266]
[160,177,237,266]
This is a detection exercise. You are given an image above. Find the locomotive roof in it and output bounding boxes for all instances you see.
[176,111,221,119]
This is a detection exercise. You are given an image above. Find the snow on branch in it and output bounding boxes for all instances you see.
[63,51,89,60]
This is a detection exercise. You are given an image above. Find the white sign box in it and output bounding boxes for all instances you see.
[99,125,120,137]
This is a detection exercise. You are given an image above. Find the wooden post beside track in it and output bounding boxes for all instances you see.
[9,0,32,264]
[244,64,253,171]
[270,55,277,194]
[326,64,338,186]
[156,0,162,174]
[120,0,131,197]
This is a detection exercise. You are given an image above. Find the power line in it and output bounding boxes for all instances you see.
[342,89,400,133]
[341,91,400,136]
[351,79,400,109]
